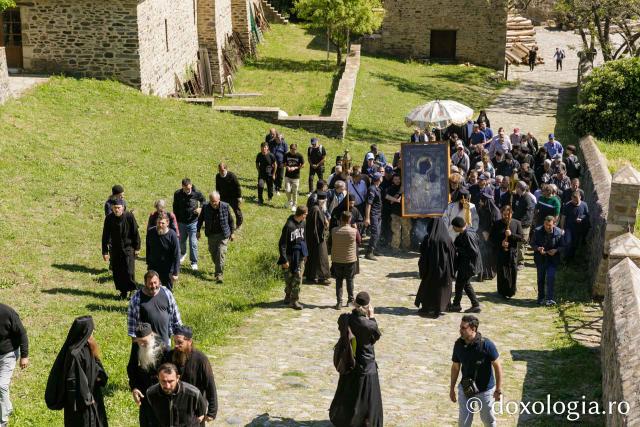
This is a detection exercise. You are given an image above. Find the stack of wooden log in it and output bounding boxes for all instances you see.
[505,14,544,65]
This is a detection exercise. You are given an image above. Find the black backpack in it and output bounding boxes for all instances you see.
[333,314,356,375]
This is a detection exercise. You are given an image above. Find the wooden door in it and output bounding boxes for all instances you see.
[430,30,456,61]
[0,8,23,69]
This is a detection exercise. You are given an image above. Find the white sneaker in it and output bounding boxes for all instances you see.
[180,254,187,264]
[291,205,297,212]
[191,263,198,271]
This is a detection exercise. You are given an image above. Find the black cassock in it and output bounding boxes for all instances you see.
[102,211,141,294]
[489,218,524,298]
[330,311,383,427]
[304,204,331,281]
[477,198,501,281]
[415,218,456,313]
[45,316,108,427]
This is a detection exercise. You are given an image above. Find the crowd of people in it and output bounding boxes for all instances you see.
[0,112,589,426]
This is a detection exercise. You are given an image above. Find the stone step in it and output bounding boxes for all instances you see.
[261,0,289,24]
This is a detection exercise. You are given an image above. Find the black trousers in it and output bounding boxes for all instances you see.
[258,174,274,203]
[333,262,356,303]
[452,273,479,307]
[367,215,381,253]
[308,167,324,193]
[227,198,243,228]
[275,164,285,191]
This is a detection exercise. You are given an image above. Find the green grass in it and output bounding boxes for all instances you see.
[0,26,514,426]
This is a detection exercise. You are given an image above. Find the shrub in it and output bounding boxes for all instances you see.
[572,57,640,141]
[0,0,16,11]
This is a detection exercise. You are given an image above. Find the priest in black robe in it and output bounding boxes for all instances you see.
[449,217,481,313]
[415,218,456,318]
[490,205,524,298]
[45,316,108,427]
[304,192,331,283]
[477,187,501,281]
[102,200,141,299]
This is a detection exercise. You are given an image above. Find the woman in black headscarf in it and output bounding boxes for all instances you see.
[476,187,502,281]
[45,316,109,427]
[415,218,456,318]
[476,110,491,128]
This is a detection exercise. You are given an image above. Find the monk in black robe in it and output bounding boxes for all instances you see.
[304,192,331,283]
[102,201,141,299]
[477,187,501,281]
[490,205,524,298]
[415,218,456,318]
[45,316,108,427]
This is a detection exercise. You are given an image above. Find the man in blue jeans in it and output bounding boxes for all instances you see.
[533,215,564,306]
[450,315,502,427]
[0,303,29,427]
[173,178,205,271]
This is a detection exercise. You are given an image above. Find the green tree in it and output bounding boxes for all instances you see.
[572,57,640,140]
[0,0,16,11]
[295,0,383,66]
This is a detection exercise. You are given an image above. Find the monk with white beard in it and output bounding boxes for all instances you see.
[127,323,168,427]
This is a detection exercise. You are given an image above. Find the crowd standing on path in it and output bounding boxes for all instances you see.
[1,100,587,426]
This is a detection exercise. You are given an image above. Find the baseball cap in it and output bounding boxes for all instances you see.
[310,137,318,145]
[366,153,374,160]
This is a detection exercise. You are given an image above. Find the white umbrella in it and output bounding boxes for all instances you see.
[405,100,474,130]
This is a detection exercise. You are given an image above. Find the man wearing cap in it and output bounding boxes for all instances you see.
[215,162,243,230]
[128,270,182,347]
[104,184,127,216]
[363,153,377,178]
[102,200,141,299]
[442,189,479,241]
[278,206,308,310]
[544,134,563,158]
[164,326,218,425]
[127,323,167,427]
[449,217,482,313]
[307,137,327,194]
[305,191,331,284]
[451,142,470,174]
[365,173,383,261]
[197,191,235,284]
[362,144,387,170]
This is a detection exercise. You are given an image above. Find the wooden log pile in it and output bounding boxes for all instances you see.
[505,14,545,65]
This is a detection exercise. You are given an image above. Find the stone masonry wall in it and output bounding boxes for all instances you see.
[231,0,253,54]
[0,48,10,105]
[362,0,507,70]
[198,0,234,93]
[602,258,640,426]
[578,136,612,294]
[137,0,199,96]
[19,0,142,87]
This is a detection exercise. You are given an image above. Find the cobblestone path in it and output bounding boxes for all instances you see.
[209,28,600,426]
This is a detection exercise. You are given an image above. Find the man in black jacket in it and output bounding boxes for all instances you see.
[173,178,206,271]
[164,326,218,425]
[449,217,481,313]
[278,206,308,310]
[512,181,536,268]
[146,363,207,427]
[197,192,235,283]
[307,137,327,194]
[146,213,181,291]
[256,142,277,205]
[0,304,28,427]
[128,323,167,427]
[215,162,243,229]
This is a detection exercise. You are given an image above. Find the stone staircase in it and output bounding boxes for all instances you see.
[261,0,289,24]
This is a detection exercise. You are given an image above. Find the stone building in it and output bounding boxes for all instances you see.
[362,0,508,70]
[0,0,263,96]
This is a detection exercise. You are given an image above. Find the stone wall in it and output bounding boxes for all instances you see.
[602,258,640,426]
[231,0,253,54]
[198,0,234,93]
[19,0,142,87]
[0,48,10,105]
[518,0,558,24]
[362,0,507,70]
[137,0,199,96]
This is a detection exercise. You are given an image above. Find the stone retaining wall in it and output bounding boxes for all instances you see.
[214,45,361,138]
[602,257,640,426]
[0,48,10,105]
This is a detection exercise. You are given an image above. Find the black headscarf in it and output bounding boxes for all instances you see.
[45,316,96,410]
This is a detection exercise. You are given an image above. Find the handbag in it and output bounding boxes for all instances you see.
[461,338,484,398]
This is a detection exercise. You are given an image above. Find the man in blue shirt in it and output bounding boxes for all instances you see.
[544,134,564,158]
[479,121,493,141]
[450,315,502,427]
[560,191,589,260]
[365,173,383,261]
[532,216,565,305]
[469,124,487,146]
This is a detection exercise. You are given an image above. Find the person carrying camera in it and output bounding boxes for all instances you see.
[450,315,502,427]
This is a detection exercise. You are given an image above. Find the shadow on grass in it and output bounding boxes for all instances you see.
[371,72,441,98]
[386,271,417,279]
[475,291,539,308]
[52,263,108,276]
[247,413,331,427]
[42,287,121,301]
[511,346,602,426]
[320,68,344,116]
[345,125,405,144]
[245,57,338,74]
[85,303,128,313]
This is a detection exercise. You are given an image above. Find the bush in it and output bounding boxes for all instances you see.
[0,0,16,11]
[572,57,640,141]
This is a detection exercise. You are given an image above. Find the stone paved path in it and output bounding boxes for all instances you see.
[209,28,602,426]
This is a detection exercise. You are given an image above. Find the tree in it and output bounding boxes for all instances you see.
[0,0,16,11]
[555,0,640,62]
[571,57,640,141]
[295,0,383,66]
